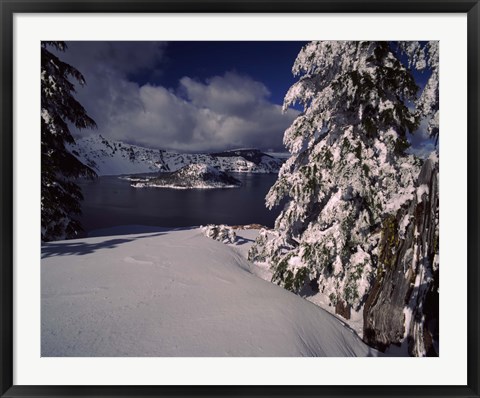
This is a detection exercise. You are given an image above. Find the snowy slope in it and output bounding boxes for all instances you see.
[68,135,283,176]
[229,229,366,338]
[41,226,378,357]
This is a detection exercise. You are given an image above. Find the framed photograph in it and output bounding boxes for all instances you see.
[1,0,479,397]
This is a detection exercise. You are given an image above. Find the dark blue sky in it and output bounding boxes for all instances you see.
[128,41,306,108]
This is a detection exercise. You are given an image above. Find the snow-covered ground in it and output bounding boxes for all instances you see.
[41,226,378,357]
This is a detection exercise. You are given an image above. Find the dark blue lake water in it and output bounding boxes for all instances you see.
[78,173,283,234]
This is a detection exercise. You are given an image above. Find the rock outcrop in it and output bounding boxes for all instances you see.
[363,156,439,356]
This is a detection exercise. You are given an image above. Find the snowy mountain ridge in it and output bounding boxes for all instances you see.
[68,135,284,176]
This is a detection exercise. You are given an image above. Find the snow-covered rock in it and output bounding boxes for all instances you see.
[130,164,241,189]
[68,135,283,176]
[41,226,378,357]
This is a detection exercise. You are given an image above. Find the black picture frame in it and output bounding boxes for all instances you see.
[1,1,479,397]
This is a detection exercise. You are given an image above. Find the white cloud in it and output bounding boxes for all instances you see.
[179,72,270,117]
[53,42,298,153]
[96,73,297,152]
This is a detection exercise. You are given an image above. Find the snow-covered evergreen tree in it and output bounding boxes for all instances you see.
[41,41,97,242]
[249,41,423,310]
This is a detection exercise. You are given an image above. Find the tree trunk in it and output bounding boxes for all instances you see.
[363,158,439,356]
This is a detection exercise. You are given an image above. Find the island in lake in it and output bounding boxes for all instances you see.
[128,163,242,189]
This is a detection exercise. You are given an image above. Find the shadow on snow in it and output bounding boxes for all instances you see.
[41,232,165,259]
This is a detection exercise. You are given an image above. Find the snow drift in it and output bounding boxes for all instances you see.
[41,226,378,357]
